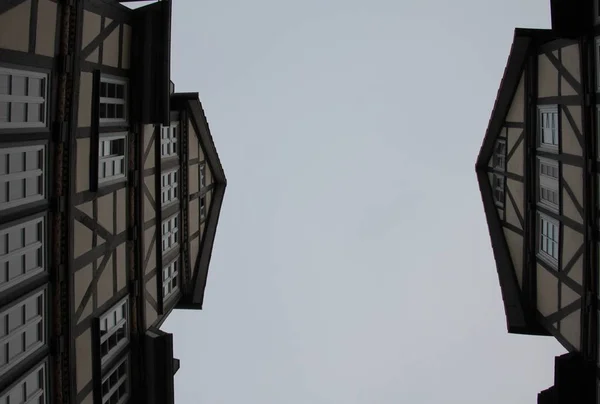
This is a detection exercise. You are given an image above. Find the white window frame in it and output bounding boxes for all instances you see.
[160,122,178,158]
[161,169,178,206]
[493,140,506,170]
[538,157,559,212]
[98,133,127,184]
[99,75,127,126]
[538,105,559,151]
[162,257,179,301]
[101,355,129,404]
[538,213,559,267]
[0,216,45,293]
[0,145,46,211]
[0,289,46,377]
[161,214,178,254]
[0,360,48,404]
[99,297,129,366]
[492,174,504,208]
[0,67,48,129]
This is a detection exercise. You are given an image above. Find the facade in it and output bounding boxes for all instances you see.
[0,1,226,404]
[475,1,600,403]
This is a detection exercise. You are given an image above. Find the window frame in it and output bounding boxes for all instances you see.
[0,67,49,129]
[99,75,128,126]
[0,359,48,404]
[537,157,560,213]
[162,257,179,302]
[160,122,178,159]
[493,139,506,171]
[492,174,505,208]
[0,144,46,211]
[161,169,178,207]
[161,214,179,255]
[538,213,560,267]
[98,297,129,367]
[0,287,47,378]
[101,355,130,404]
[538,105,559,152]
[98,133,127,185]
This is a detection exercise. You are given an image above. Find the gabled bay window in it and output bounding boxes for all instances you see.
[0,67,48,129]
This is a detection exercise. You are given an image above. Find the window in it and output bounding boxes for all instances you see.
[160,123,178,158]
[99,76,127,124]
[99,298,128,365]
[492,174,504,207]
[101,356,129,404]
[0,216,45,293]
[493,140,506,170]
[0,145,45,211]
[99,134,126,183]
[538,158,559,211]
[162,215,178,254]
[538,105,559,150]
[161,170,178,205]
[596,38,600,91]
[200,164,206,189]
[162,259,179,301]
[538,213,559,266]
[0,290,45,376]
[0,361,47,404]
[200,197,206,219]
[0,67,47,129]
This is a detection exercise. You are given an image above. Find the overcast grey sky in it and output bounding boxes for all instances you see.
[162,0,567,402]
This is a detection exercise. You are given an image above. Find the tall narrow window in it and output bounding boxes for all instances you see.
[538,105,559,150]
[101,356,129,404]
[0,290,46,376]
[0,216,45,293]
[493,140,506,170]
[162,215,178,254]
[0,361,47,404]
[99,298,128,365]
[0,145,45,211]
[492,174,504,208]
[161,170,178,205]
[538,213,559,266]
[200,164,206,189]
[99,76,127,125]
[99,134,126,183]
[538,158,559,212]
[162,258,179,301]
[200,197,206,219]
[0,67,48,129]
[160,123,178,158]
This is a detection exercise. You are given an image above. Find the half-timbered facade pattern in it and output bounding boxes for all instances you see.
[0,1,227,403]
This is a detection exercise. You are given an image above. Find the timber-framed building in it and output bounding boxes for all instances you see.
[0,1,227,403]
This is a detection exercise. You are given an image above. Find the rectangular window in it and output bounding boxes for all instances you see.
[538,105,559,150]
[538,213,559,266]
[596,38,600,90]
[0,290,45,376]
[162,258,179,301]
[493,140,506,170]
[162,214,178,254]
[160,123,178,158]
[538,158,559,211]
[0,361,47,404]
[0,216,45,293]
[99,134,126,183]
[0,68,48,129]
[200,164,206,189]
[161,170,178,206]
[200,197,206,219]
[99,76,127,125]
[101,356,129,404]
[0,145,45,211]
[99,298,128,365]
[492,174,504,208]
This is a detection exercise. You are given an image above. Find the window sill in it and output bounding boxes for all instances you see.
[537,252,558,270]
[537,145,558,154]
[98,175,127,188]
[537,201,559,215]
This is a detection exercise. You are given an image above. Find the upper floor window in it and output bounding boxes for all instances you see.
[493,140,506,170]
[161,170,178,206]
[0,289,46,376]
[0,360,47,404]
[538,105,559,151]
[0,216,45,293]
[99,76,127,125]
[160,123,178,158]
[162,258,179,301]
[0,145,45,211]
[200,164,206,189]
[200,197,206,219]
[99,298,128,366]
[101,356,129,404]
[162,215,178,254]
[538,158,559,212]
[492,174,504,208]
[538,213,559,266]
[0,68,47,129]
[99,134,126,184]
